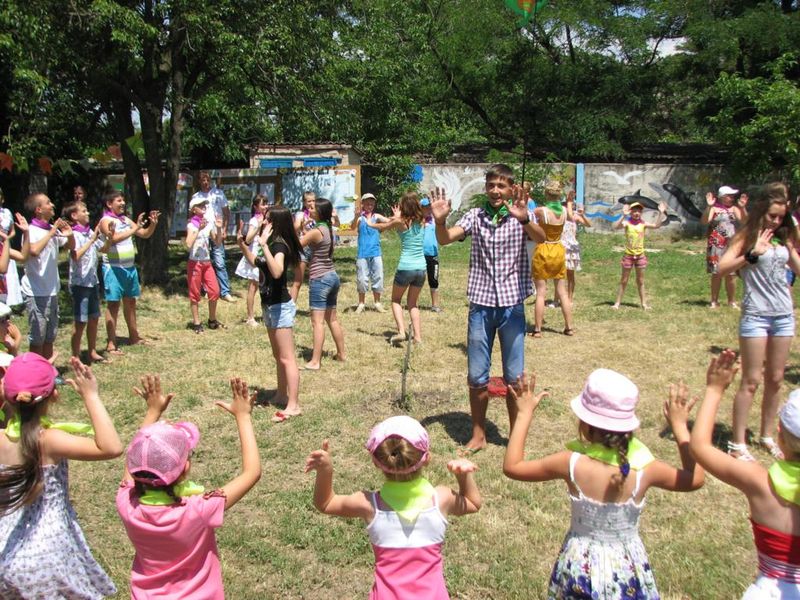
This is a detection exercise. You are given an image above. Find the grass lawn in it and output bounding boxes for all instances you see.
[26,228,796,599]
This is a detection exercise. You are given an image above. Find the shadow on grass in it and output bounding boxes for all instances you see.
[708,344,738,355]
[594,301,638,308]
[659,420,734,451]
[448,342,468,356]
[679,299,712,307]
[420,411,507,447]
[785,364,800,385]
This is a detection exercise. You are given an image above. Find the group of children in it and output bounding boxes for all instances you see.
[1,342,796,599]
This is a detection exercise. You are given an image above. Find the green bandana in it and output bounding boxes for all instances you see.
[138,480,206,506]
[769,460,800,506]
[3,412,94,442]
[483,201,509,225]
[566,437,655,471]
[544,201,563,217]
[379,477,436,522]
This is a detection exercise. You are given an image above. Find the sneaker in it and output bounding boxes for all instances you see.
[373,302,386,313]
[389,333,407,345]
[431,306,443,313]
[545,300,556,308]
[245,318,259,328]
[221,295,237,303]
[354,303,366,314]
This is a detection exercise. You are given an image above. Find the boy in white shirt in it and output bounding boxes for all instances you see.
[21,193,75,359]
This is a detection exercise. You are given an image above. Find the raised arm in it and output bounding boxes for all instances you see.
[71,229,101,262]
[185,221,203,250]
[509,184,545,243]
[614,205,630,230]
[438,458,481,516]
[257,222,286,279]
[122,374,175,482]
[304,439,374,520]
[101,216,138,244]
[700,192,716,225]
[28,221,60,257]
[367,206,401,232]
[0,229,12,274]
[134,211,160,239]
[216,377,262,510]
[430,187,466,245]
[646,202,669,229]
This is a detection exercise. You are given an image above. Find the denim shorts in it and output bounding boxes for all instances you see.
[71,285,101,323]
[309,271,340,310]
[263,299,296,329]
[467,302,526,387]
[739,313,795,338]
[356,256,384,293]
[394,269,426,288]
[103,264,141,301]
[25,295,59,345]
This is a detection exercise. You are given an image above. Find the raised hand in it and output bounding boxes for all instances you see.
[305,439,333,473]
[752,228,774,256]
[216,377,255,417]
[133,373,174,416]
[391,204,401,219]
[199,217,208,231]
[706,192,716,207]
[260,220,272,243]
[136,213,147,228]
[658,201,668,214]
[507,184,529,222]
[66,357,99,398]
[148,210,161,225]
[14,213,28,233]
[507,373,548,415]
[738,193,749,209]
[622,204,631,216]
[706,349,739,391]
[446,458,478,475]
[663,381,697,428]
[429,187,451,224]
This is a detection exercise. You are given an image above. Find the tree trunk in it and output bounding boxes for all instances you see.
[112,99,148,219]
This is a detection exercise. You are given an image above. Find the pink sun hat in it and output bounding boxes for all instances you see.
[126,421,200,486]
[571,369,641,432]
[3,352,59,404]
[366,416,430,474]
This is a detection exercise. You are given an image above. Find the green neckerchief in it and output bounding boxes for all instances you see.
[317,221,331,230]
[379,477,436,523]
[483,201,509,225]
[3,412,94,442]
[566,437,655,471]
[138,480,206,506]
[544,200,563,217]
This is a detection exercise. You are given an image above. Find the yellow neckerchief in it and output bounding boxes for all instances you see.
[769,460,800,506]
[138,480,206,506]
[379,477,436,523]
[566,437,655,471]
[3,412,94,442]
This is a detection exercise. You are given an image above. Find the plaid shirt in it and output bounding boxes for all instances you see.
[456,208,535,307]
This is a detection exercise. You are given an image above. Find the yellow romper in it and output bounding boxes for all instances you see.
[532,210,566,280]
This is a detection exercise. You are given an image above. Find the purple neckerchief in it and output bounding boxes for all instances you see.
[189,215,204,229]
[424,215,434,225]
[103,210,126,222]
[714,202,734,211]
[72,223,91,234]
[31,218,52,230]
[627,217,642,225]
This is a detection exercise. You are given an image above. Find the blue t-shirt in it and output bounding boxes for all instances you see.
[423,220,438,257]
[357,214,382,259]
[397,223,426,271]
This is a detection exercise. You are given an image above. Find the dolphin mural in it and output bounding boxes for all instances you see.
[661,183,703,219]
[616,190,661,211]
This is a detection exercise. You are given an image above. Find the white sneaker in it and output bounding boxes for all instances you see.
[245,318,259,328]
[221,295,237,303]
[355,303,366,314]
[373,302,386,313]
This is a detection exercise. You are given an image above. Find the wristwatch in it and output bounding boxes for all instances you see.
[744,249,759,264]
[519,215,530,225]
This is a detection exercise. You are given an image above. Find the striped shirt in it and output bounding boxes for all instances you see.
[456,208,535,307]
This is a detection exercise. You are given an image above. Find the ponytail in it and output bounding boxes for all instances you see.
[0,403,45,515]
[588,426,633,482]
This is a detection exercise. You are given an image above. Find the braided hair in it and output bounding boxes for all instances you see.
[587,425,634,482]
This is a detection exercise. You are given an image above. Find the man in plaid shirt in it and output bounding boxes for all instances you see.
[431,164,544,452]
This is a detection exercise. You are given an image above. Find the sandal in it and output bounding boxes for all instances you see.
[189,323,203,334]
[528,328,542,339]
[759,437,785,460]
[727,441,756,462]
[563,328,575,336]
[207,319,225,330]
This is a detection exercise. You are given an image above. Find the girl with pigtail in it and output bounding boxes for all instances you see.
[503,370,705,599]
[0,353,122,597]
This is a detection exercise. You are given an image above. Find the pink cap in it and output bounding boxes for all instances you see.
[3,352,58,404]
[126,421,200,486]
[366,416,429,474]
[570,369,640,432]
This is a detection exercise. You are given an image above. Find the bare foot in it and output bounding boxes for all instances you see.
[709,301,720,309]
[333,354,346,362]
[461,437,487,454]
[106,346,125,356]
[641,304,652,310]
[129,337,150,346]
[89,352,111,364]
[611,303,620,310]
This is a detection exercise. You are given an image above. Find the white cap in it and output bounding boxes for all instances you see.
[361,193,376,202]
[780,390,800,438]
[0,303,11,319]
[189,196,209,209]
[718,185,739,197]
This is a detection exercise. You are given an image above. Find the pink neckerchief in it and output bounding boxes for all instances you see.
[103,210,126,223]
[424,215,434,225]
[627,217,642,225]
[189,215,204,229]
[71,223,91,234]
[30,218,52,230]
[714,202,733,211]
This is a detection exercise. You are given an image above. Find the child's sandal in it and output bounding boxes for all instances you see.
[759,437,784,460]
[207,319,225,330]
[528,328,542,338]
[563,328,575,336]
[727,441,756,462]
[189,323,203,334]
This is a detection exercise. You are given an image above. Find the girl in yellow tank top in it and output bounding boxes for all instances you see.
[612,202,668,310]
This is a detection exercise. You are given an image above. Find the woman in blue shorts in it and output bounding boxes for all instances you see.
[300,198,345,370]
[719,182,800,461]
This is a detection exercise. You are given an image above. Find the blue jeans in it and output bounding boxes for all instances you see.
[467,303,526,387]
[210,242,231,298]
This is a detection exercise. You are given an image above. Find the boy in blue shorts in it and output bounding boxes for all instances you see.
[21,193,75,359]
[98,192,159,355]
[431,164,544,452]
[62,199,113,363]
[355,193,388,313]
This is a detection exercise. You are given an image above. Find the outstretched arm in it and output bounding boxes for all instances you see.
[614,205,629,230]
[430,187,466,245]
[123,374,175,482]
[647,203,669,229]
[305,439,374,520]
[438,459,481,516]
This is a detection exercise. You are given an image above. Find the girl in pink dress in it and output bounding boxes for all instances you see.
[305,416,482,599]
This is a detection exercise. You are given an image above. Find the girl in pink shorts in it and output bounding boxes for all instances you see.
[186,197,223,333]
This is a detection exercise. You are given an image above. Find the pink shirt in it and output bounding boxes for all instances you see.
[116,481,226,599]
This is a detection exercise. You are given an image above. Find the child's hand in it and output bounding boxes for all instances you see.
[429,187,451,224]
[148,210,161,224]
[66,357,99,398]
[215,217,224,231]
[106,220,116,236]
[663,381,697,428]
[658,201,668,214]
[622,204,631,216]
[446,458,478,475]
[577,206,585,216]
[752,228,773,256]
[133,374,174,416]
[739,193,749,208]
[706,349,739,390]
[199,217,208,231]
[507,373,548,415]
[262,220,273,240]
[216,377,255,418]
[14,213,28,233]
[304,439,333,473]
[55,219,73,236]
[706,192,716,207]
[391,204,401,219]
